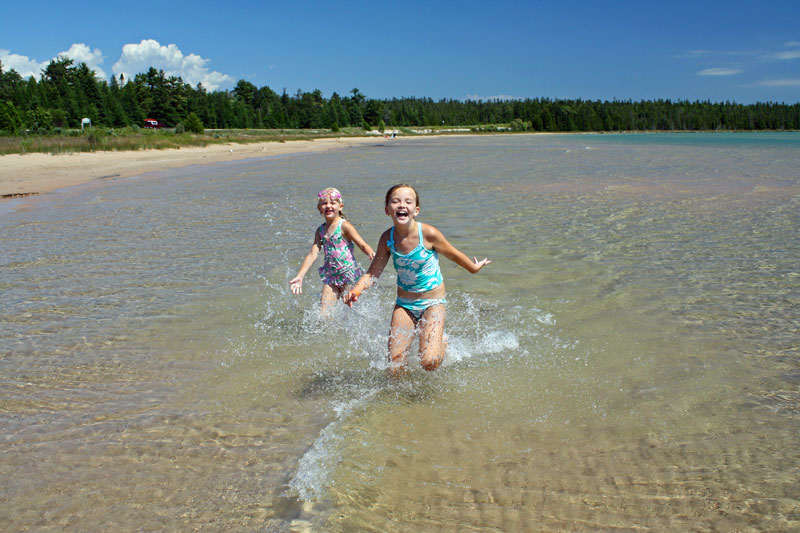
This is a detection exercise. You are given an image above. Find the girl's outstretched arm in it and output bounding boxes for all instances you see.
[424,224,491,274]
[289,231,322,294]
[344,229,391,306]
[342,220,375,260]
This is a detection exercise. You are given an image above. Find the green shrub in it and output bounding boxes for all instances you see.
[86,130,103,145]
[183,112,204,134]
[26,108,53,131]
[510,118,528,131]
[0,102,23,134]
[50,109,67,128]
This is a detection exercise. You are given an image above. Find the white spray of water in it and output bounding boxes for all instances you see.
[289,388,380,500]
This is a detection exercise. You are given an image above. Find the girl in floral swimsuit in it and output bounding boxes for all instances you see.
[290,188,374,316]
[345,184,491,374]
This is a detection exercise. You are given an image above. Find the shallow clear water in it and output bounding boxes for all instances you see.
[1,133,799,531]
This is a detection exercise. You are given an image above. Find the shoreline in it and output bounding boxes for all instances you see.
[0,130,599,201]
[3,129,784,205]
[0,136,387,201]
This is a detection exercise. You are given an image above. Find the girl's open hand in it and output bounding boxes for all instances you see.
[473,257,492,272]
[289,276,303,295]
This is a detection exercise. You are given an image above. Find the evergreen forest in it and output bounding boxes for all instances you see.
[2,57,799,135]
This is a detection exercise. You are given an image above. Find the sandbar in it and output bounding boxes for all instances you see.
[0,136,385,200]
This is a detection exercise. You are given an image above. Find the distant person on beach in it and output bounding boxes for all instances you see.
[290,188,375,316]
[344,184,490,374]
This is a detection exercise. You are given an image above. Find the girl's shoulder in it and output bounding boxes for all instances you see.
[419,221,442,237]
[339,219,357,238]
[419,222,445,248]
[377,227,393,245]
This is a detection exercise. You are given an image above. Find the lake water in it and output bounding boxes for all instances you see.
[1,133,799,531]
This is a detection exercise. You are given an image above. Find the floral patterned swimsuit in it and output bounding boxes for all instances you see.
[318,220,364,287]
[387,222,446,320]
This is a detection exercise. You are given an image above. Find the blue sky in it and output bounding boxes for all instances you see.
[2,0,799,104]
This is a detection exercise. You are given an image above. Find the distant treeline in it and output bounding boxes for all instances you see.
[2,57,799,134]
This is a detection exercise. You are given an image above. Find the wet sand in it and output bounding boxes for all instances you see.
[0,136,385,200]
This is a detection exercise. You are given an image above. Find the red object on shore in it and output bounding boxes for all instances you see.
[144,119,163,128]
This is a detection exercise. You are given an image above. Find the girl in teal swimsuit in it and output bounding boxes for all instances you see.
[345,184,491,374]
[290,188,375,316]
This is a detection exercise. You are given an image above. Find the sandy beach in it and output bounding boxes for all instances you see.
[0,136,385,200]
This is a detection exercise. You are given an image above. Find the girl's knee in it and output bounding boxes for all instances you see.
[389,350,407,364]
[419,351,443,371]
[420,360,442,371]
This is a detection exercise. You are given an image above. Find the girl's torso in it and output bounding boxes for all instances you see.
[318,219,362,286]
[387,222,444,298]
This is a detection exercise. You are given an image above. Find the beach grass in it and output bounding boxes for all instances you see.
[0,124,528,156]
[0,127,382,156]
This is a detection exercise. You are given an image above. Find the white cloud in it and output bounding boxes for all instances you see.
[685,49,749,58]
[0,49,43,78]
[1,43,105,79]
[3,40,234,90]
[758,78,800,87]
[61,43,106,78]
[697,68,742,76]
[464,93,522,101]
[112,39,233,90]
[774,50,800,60]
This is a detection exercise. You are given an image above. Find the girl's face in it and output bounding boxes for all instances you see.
[385,187,419,225]
[317,196,343,220]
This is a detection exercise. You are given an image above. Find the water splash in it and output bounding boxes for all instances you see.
[445,330,520,364]
[289,389,380,500]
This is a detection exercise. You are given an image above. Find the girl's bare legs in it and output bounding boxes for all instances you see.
[418,304,446,371]
[388,306,416,376]
[320,284,340,318]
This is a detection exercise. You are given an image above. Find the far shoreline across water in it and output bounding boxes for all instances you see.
[2,131,616,203]
[2,130,794,207]
[0,135,392,202]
